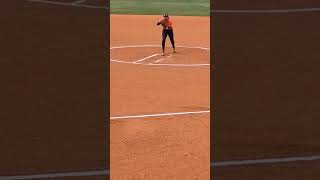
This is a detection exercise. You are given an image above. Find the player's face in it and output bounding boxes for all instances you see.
[164,16,169,20]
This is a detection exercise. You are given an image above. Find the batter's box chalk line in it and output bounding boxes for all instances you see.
[110,45,210,67]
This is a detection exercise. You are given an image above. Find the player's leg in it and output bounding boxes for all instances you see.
[168,29,176,52]
[162,29,168,55]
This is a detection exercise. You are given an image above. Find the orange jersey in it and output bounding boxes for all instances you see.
[163,19,173,28]
[158,19,173,29]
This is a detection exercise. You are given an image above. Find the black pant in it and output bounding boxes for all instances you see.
[162,28,175,51]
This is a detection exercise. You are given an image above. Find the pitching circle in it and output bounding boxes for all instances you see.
[110,45,210,67]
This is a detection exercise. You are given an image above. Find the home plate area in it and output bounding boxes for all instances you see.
[110,45,210,67]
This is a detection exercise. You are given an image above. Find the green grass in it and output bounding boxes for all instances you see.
[110,0,210,16]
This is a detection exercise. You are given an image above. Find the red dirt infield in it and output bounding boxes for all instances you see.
[110,15,210,179]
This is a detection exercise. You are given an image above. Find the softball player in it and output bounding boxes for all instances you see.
[157,13,176,55]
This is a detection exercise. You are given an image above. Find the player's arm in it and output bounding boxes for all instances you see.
[156,19,164,26]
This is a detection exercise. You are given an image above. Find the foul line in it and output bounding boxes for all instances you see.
[212,8,320,14]
[0,170,109,180]
[26,0,108,10]
[132,53,160,63]
[110,110,210,120]
[211,155,320,167]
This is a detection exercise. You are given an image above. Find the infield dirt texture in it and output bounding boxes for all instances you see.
[110,0,210,179]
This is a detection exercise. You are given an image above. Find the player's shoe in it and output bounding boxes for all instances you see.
[161,51,165,56]
[173,49,176,53]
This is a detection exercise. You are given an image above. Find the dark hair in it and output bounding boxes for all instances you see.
[163,13,169,17]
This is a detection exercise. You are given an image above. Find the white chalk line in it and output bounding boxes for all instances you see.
[212,8,320,14]
[132,53,160,63]
[72,0,87,5]
[111,59,209,67]
[111,45,210,50]
[211,155,320,167]
[110,45,210,67]
[26,0,108,10]
[0,170,109,180]
[147,63,210,67]
[153,58,165,63]
[111,59,136,64]
[110,110,210,120]
[154,54,172,63]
